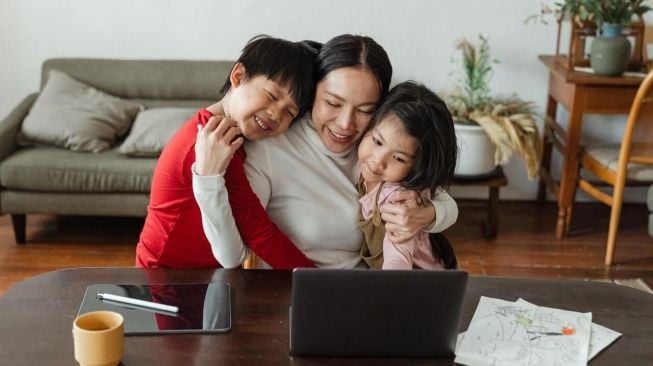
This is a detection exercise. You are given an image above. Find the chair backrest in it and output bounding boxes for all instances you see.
[622,71,653,167]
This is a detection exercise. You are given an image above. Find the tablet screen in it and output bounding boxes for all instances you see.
[77,283,231,334]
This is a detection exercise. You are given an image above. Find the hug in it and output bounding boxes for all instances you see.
[135,34,459,270]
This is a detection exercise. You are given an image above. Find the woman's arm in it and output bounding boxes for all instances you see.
[192,117,248,268]
[223,150,316,268]
[380,188,458,244]
[192,166,249,268]
[193,118,315,269]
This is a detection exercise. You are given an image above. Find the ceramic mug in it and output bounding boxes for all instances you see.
[72,310,124,366]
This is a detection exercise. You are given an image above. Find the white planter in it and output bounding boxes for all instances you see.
[454,122,497,177]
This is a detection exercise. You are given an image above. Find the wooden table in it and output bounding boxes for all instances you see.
[1,267,652,365]
[538,55,643,239]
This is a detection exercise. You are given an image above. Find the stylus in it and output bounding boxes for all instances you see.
[96,293,179,313]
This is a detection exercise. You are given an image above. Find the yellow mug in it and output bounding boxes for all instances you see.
[72,310,124,366]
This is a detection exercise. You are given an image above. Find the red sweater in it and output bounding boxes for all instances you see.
[135,109,315,269]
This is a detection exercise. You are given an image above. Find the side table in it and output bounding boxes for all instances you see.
[453,166,508,239]
[538,55,642,239]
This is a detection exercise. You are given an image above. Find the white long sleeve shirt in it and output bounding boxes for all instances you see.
[192,114,458,268]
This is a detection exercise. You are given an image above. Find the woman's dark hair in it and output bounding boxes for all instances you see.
[221,35,316,117]
[369,80,458,194]
[312,34,393,101]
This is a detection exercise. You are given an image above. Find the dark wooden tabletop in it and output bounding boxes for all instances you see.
[1,268,651,365]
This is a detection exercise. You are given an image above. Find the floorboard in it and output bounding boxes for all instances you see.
[1,201,652,296]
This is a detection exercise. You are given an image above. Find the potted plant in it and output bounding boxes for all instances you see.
[448,35,541,179]
[530,0,651,76]
[563,0,650,75]
[556,0,650,29]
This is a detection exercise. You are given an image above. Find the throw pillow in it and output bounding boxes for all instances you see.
[18,69,143,153]
[119,108,197,157]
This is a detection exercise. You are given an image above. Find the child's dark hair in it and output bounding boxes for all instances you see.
[430,233,458,270]
[369,81,458,194]
[221,35,316,117]
[310,34,393,101]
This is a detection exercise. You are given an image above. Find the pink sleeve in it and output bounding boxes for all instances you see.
[382,235,416,270]
[378,185,416,270]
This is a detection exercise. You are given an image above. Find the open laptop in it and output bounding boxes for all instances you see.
[289,268,468,357]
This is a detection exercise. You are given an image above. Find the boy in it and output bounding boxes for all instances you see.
[135,36,316,268]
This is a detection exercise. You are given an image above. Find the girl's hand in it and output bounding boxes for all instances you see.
[194,116,244,176]
[381,189,435,244]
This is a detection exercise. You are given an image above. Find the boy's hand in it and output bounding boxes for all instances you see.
[381,189,435,244]
[194,116,244,176]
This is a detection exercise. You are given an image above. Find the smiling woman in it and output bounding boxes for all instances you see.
[311,67,380,153]
[194,34,459,269]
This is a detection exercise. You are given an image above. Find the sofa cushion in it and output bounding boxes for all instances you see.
[0,147,156,193]
[17,70,143,153]
[119,108,196,157]
[42,58,232,100]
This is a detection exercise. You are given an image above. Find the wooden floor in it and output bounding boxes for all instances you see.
[1,200,653,296]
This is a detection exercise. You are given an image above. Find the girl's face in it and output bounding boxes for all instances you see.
[226,63,300,141]
[357,114,417,186]
[311,67,381,153]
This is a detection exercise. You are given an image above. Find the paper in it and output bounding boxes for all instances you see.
[455,296,592,366]
[516,299,621,361]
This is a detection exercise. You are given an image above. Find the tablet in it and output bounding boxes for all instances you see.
[77,283,231,335]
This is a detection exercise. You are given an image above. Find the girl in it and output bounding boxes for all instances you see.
[357,81,458,270]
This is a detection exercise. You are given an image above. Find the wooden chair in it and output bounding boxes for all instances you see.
[574,71,653,265]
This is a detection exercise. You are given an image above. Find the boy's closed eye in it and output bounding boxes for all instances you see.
[265,90,278,102]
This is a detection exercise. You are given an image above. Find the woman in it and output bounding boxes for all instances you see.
[194,34,458,268]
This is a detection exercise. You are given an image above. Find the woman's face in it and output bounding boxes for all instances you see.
[311,67,381,153]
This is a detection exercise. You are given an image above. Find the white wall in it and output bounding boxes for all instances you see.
[0,0,647,201]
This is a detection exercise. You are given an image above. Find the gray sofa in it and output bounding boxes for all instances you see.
[0,58,233,243]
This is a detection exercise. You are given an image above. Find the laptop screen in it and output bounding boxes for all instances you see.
[290,269,468,357]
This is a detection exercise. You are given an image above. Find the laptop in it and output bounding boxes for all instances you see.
[289,268,468,357]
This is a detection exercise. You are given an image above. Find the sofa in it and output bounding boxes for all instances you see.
[0,58,233,243]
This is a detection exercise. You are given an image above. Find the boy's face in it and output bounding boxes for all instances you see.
[357,114,417,186]
[227,63,300,141]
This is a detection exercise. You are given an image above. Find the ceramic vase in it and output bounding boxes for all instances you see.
[453,122,497,177]
[590,23,631,77]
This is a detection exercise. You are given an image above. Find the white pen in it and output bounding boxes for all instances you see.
[97,293,179,313]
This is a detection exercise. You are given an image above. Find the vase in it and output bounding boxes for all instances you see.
[590,23,631,77]
[453,122,497,177]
